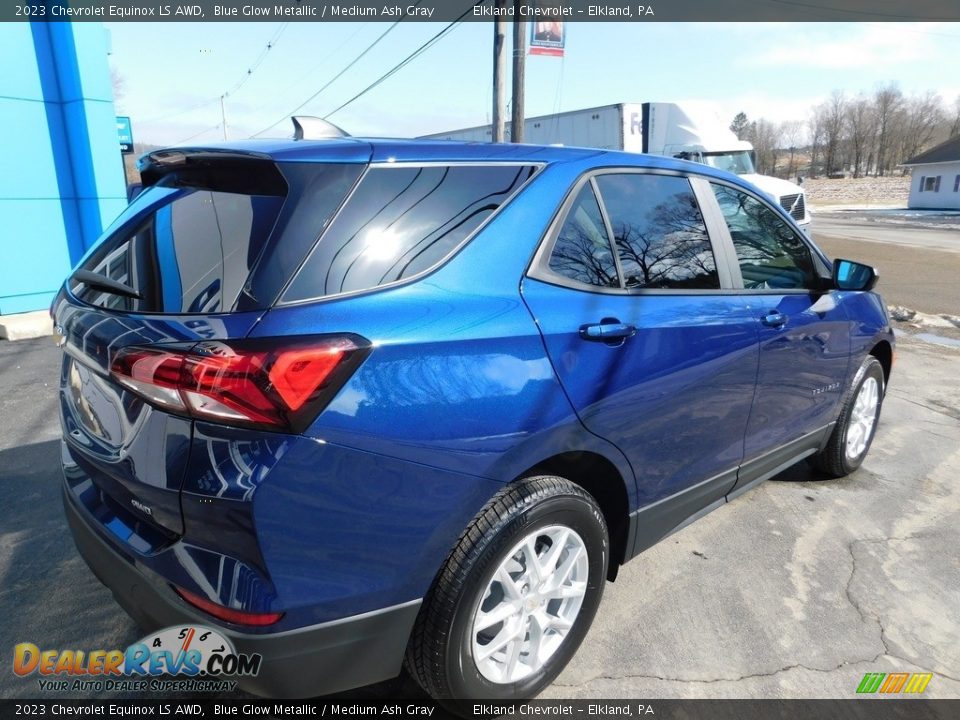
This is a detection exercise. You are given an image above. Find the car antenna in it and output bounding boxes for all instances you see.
[291,116,351,140]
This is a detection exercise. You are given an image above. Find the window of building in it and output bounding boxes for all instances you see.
[922,176,940,192]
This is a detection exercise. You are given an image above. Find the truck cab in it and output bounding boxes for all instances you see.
[636,102,811,235]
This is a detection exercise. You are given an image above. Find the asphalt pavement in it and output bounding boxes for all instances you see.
[1,236,958,701]
[812,215,959,316]
[547,335,960,699]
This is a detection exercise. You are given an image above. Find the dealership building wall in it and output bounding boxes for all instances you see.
[0,22,127,316]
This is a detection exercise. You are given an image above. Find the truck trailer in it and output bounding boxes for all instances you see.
[421,102,811,234]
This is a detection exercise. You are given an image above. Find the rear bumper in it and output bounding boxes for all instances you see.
[63,487,420,698]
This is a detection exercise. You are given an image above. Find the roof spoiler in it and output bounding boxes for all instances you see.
[137,148,286,195]
[291,116,350,140]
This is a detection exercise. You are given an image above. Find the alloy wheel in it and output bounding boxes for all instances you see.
[471,525,589,683]
[846,376,879,460]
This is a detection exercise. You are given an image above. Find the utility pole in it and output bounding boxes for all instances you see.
[491,1,507,143]
[220,95,228,140]
[511,7,526,143]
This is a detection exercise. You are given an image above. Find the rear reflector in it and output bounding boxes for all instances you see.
[110,335,369,433]
[174,587,283,627]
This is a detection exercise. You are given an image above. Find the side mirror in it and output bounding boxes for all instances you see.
[832,258,878,292]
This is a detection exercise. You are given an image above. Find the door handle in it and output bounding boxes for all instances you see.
[579,321,637,342]
[761,311,787,328]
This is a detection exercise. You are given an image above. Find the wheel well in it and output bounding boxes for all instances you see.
[521,451,630,582]
[870,340,893,386]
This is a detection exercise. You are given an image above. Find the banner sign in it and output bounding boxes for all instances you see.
[530,5,565,56]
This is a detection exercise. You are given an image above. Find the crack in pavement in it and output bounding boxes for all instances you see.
[557,531,958,690]
[887,392,960,422]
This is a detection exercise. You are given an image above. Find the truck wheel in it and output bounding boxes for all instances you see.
[810,355,885,478]
[405,476,608,700]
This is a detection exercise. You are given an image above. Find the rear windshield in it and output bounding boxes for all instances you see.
[282,164,537,302]
[72,182,285,314]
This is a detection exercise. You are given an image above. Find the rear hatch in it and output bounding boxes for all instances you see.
[56,148,363,547]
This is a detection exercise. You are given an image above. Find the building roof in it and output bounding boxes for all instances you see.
[902,135,960,166]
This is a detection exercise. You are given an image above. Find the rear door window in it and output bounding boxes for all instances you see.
[282,164,537,301]
[73,186,285,313]
[546,183,619,289]
[595,173,720,290]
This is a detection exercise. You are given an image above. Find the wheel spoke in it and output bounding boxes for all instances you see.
[502,627,524,680]
[526,611,547,665]
[476,623,522,663]
[544,580,587,601]
[547,613,574,632]
[475,600,521,632]
[554,543,584,585]
[848,424,862,447]
[497,566,523,600]
[523,537,544,584]
[540,529,570,576]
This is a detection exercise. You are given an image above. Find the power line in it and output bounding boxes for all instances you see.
[139,97,220,125]
[251,17,411,137]
[323,7,472,121]
[224,22,290,97]
[264,23,369,106]
[174,123,222,145]
[140,23,289,127]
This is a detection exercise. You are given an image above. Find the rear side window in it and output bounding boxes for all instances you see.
[711,183,816,290]
[282,164,536,301]
[595,174,719,290]
[547,183,619,288]
[73,186,285,314]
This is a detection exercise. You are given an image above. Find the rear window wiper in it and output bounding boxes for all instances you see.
[70,269,142,300]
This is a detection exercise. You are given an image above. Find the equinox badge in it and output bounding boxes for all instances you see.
[130,499,153,516]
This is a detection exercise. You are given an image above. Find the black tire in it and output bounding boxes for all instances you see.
[405,475,608,701]
[810,355,885,478]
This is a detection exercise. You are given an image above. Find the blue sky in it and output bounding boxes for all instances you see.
[105,21,960,146]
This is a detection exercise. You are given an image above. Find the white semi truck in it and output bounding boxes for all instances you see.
[421,102,811,235]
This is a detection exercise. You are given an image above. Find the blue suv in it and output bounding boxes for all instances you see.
[55,137,893,701]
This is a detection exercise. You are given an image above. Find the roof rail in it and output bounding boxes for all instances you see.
[291,116,350,140]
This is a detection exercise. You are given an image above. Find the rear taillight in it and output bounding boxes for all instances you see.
[174,586,283,627]
[110,335,369,433]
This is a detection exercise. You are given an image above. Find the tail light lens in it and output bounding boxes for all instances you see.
[110,335,370,433]
[174,586,283,627]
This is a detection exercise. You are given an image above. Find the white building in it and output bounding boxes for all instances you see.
[902,136,960,210]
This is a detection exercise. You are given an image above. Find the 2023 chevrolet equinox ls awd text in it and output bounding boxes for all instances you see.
[54,137,893,701]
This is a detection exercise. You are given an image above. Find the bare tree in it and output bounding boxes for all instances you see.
[780,120,804,180]
[746,119,782,175]
[845,94,875,178]
[808,108,826,178]
[110,67,125,108]
[897,91,945,169]
[872,82,903,176]
[821,91,847,176]
[950,95,960,138]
